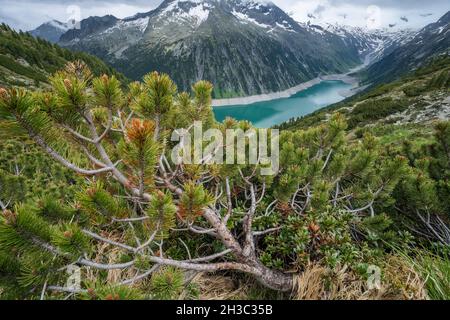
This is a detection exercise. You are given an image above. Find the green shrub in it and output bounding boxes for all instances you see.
[348,97,409,128]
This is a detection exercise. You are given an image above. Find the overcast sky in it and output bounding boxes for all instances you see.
[0,0,448,31]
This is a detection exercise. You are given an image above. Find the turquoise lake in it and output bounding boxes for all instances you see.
[213,80,352,128]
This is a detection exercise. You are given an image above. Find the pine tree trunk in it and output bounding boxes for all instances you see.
[202,208,293,292]
[250,260,293,292]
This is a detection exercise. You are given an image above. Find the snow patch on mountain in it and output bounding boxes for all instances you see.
[275,21,295,32]
[101,17,149,35]
[240,0,270,10]
[187,4,211,25]
[160,0,212,27]
[298,21,417,63]
[231,10,270,29]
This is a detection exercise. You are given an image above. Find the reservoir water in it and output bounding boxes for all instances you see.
[213,80,353,128]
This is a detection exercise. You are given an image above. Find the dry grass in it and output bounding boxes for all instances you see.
[190,273,249,300]
[382,255,428,300]
[84,231,136,284]
[292,256,428,300]
[292,264,327,300]
[291,263,381,300]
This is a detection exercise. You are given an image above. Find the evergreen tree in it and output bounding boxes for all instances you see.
[0,61,446,299]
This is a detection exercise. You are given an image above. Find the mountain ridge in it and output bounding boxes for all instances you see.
[56,0,368,97]
[29,20,71,43]
[28,0,428,98]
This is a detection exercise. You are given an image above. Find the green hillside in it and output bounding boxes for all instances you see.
[0,23,127,89]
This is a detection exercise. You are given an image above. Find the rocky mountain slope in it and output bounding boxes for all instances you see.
[57,0,370,98]
[363,11,450,85]
[302,22,417,65]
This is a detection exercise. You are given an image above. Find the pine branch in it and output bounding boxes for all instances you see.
[31,132,114,176]
[242,184,256,258]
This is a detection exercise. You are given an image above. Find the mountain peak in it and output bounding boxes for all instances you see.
[45,20,70,30]
[438,10,450,23]
[149,0,297,34]
[29,20,72,43]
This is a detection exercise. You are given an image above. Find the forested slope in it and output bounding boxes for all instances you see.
[0,23,127,89]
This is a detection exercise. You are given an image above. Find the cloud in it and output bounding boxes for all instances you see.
[0,0,448,31]
[327,0,447,9]
[313,4,327,18]
[0,0,159,30]
[275,0,449,29]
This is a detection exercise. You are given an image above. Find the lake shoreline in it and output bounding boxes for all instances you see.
[213,80,354,127]
[212,66,362,107]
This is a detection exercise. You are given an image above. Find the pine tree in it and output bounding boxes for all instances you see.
[0,61,432,299]
[394,121,450,245]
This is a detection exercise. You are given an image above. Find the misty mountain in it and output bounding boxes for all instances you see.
[29,20,71,43]
[364,11,450,85]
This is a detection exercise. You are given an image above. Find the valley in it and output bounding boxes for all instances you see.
[214,80,352,127]
[47,0,414,98]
